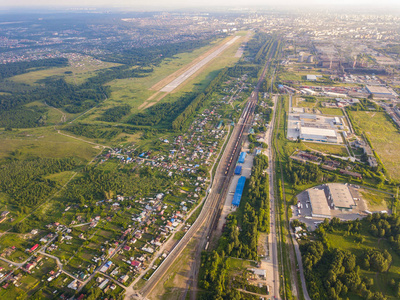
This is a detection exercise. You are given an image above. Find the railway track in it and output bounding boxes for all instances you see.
[137,40,279,300]
[205,45,277,239]
[139,91,256,299]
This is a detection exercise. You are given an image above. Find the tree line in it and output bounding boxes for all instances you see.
[128,92,197,127]
[97,104,131,122]
[212,155,270,260]
[286,159,324,186]
[100,37,220,66]
[64,123,122,140]
[0,57,68,80]
[198,155,271,298]
[247,154,270,232]
[172,68,228,131]
[367,213,400,257]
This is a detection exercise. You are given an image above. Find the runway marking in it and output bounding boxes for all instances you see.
[138,36,241,110]
[161,36,240,93]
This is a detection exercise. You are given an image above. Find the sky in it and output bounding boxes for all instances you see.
[1,0,400,9]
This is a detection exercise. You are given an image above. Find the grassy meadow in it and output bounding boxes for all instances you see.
[11,55,120,85]
[350,111,400,181]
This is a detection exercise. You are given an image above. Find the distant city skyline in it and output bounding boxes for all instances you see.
[1,0,400,9]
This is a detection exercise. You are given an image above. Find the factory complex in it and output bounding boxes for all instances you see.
[287,111,346,144]
[303,183,359,220]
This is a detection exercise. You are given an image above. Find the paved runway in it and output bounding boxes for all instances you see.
[160,36,240,92]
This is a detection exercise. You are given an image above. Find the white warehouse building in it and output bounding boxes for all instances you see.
[300,127,338,143]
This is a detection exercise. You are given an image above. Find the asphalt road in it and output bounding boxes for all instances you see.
[265,94,281,300]
[291,232,311,300]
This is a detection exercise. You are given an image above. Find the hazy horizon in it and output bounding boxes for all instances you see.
[1,0,400,9]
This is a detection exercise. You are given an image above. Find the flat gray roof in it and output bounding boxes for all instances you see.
[300,127,337,137]
[328,183,355,209]
[366,85,392,95]
[308,188,331,218]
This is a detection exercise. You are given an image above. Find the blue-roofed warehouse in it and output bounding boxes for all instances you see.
[238,152,246,164]
[232,176,246,207]
[234,165,242,175]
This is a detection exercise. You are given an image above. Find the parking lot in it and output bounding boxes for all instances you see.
[292,184,370,231]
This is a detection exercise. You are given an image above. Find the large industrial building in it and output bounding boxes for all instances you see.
[287,111,344,144]
[307,188,331,218]
[366,85,397,99]
[327,183,356,210]
[300,127,338,143]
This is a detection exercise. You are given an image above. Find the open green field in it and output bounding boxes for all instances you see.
[0,127,100,162]
[350,111,400,181]
[326,226,400,300]
[279,67,360,88]
[295,97,317,109]
[360,189,391,211]
[44,171,76,186]
[294,98,344,117]
[318,107,344,116]
[24,101,76,125]
[304,142,349,156]
[104,38,228,106]
[11,55,120,85]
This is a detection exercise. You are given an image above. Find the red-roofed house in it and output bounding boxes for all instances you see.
[29,244,39,253]
[131,260,142,268]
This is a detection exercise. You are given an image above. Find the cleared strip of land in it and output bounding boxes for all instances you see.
[150,36,237,92]
[160,36,240,93]
[234,31,252,58]
[138,35,242,110]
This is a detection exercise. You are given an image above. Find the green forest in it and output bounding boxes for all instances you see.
[98,105,131,122]
[301,214,400,300]
[0,157,79,209]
